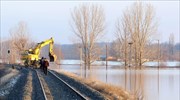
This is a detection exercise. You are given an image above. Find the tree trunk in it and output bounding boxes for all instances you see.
[139,50,142,69]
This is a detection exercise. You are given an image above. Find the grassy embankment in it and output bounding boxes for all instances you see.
[54,69,136,100]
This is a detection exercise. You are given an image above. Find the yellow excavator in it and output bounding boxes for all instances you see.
[21,37,57,67]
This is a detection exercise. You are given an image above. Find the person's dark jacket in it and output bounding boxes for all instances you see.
[44,60,49,67]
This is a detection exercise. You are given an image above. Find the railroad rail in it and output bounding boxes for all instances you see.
[48,70,88,100]
[35,70,48,100]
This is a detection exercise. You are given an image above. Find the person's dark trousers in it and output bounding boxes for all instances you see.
[40,65,42,70]
[41,65,44,71]
[44,67,48,75]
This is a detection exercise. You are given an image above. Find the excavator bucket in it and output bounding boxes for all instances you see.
[49,52,57,62]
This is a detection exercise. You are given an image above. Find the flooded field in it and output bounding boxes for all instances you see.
[57,65,180,100]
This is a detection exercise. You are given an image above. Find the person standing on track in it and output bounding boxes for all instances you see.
[43,58,49,75]
[39,57,44,70]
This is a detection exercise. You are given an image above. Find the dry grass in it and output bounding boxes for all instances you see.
[23,72,32,100]
[54,70,135,100]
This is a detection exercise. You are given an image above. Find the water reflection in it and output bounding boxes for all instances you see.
[53,64,180,100]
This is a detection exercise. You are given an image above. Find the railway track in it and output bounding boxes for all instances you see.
[34,69,105,100]
[0,66,105,99]
[35,70,48,100]
[48,70,88,100]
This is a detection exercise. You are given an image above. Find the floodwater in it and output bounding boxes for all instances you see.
[53,64,180,100]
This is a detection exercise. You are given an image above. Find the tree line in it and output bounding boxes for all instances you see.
[0,2,179,69]
[71,2,159,69]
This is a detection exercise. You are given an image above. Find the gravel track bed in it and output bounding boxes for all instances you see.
[23,71,33,100]
[51,70,106,100]
[37,69,53,100]
[38,69,84,100]
[7,67,29,100]
[31,69,45,100]
[0,66,18,86]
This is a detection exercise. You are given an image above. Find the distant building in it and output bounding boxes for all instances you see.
[99,55,117,61]
[99,55,106,61]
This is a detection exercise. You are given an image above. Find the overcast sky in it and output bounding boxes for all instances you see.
[1,1,179,44]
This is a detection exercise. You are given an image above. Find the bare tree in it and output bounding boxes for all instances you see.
[71,4,105,69]
[115,16,131,68]
[9,21,31,63]
[115,2,158,69]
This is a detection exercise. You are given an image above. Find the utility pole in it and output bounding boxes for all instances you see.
[79,46,82,66]
[79,46,82,77]
[128,42,133,68]
[0,33,2,62]
[158,40,160,69]
[158,40,160,94]
[105,44,108,83]
[128,42,133,93]
[106,44,108,70]
[8,49,10,64]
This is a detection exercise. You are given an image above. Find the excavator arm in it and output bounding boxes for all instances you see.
[32,37,57,62]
